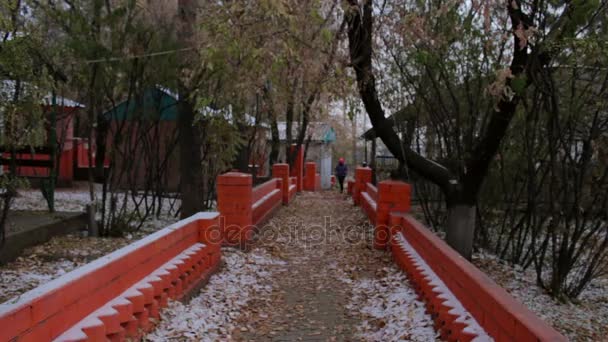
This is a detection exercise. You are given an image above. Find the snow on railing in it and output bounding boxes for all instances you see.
[394,232,491,341]
[0,213,221,341]
[350,167,566,341]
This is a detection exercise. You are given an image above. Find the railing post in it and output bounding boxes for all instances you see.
[304,162,317,191]
[375,180,411,249]
[272,163,290,204]
[217,172,253,248]
[290,144,304,192]
[353,167,372,205]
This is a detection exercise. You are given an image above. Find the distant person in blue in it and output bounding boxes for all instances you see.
[335,157,348,193]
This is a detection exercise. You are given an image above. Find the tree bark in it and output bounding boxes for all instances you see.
[265,87,280,165]
[351,111,358,165]
[269,115,280,164]
[345,0,534,259]
[177,0,204,219]
[177,97,204,218]
[95,113,109,180]
[285,96,294,165]
[446,203,477,259]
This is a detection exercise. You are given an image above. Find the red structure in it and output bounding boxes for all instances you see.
[4,104,77,185]
[217,172,254,248]
[353,173,567,341]
[272,163,296,204]
[289,145,304,192]
[3,101,110,186]
[353,167,372,205]
[0,213,221,341]
[304,162,321,191]
[375,181,410,249]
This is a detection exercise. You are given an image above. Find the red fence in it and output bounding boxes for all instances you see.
[252,179,283,227]
[304,162,321,192]
[272,164,297,204]
[218,162,319,249]
[0,161,318,341]
[351,168,566,341]
[0,213,221,341]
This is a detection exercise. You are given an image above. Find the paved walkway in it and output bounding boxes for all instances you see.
[232,191,393,341]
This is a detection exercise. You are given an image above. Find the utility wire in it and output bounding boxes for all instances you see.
[79,47,195,65]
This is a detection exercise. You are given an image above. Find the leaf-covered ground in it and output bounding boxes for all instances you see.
[4,187,604,341]
[148,191,437,341]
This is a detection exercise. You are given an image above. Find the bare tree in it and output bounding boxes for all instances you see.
[345,0,596,259]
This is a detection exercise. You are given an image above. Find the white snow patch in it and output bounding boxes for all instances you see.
[0,260,83,303]
[334,262,439,341]
[395,233,492,342]
[146,247,285,341]
[12,187,181,220]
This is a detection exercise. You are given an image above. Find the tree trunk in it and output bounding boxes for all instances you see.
[352,116,357,165]
[445,203,476,260]
[95,113,109,180]
[371,138,377,184]
[263,83,280,165]
[234,124,250,172]
[177,0,204,219]
[269,116,280,164]
[345,0,535,260]
[285,89,295,165]
[177,98,204,218]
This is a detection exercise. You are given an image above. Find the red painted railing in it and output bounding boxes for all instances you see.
[352,170,566,341]
[0,161,320,342]
[0,213,221,341]
[217,162,319,248]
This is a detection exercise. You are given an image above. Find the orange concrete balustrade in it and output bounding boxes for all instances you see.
[360,183,378,225]
[304,162,321,192]
[390,214,566,341]
[347,179,355,195]
[352,168,566,341]
[0,213,221,342]
[0,165,300,342]
[352,167,372,205]
[289,145,304,192]
[272,164,297,204]
[252,179,283,226]
[217,172,283,249]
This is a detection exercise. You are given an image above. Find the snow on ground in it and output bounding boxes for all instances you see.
[0,259,77,304]
[12,188,94,212]
[336,263,439,342]
[12,186,180,217]
[473,250,608,341]
[146,247,285,341]
[1,185,176,304]
[0,216,175,304]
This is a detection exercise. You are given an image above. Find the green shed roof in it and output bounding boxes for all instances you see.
[104,87,178,121]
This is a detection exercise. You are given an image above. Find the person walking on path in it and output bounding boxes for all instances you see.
[335,158,348,193]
